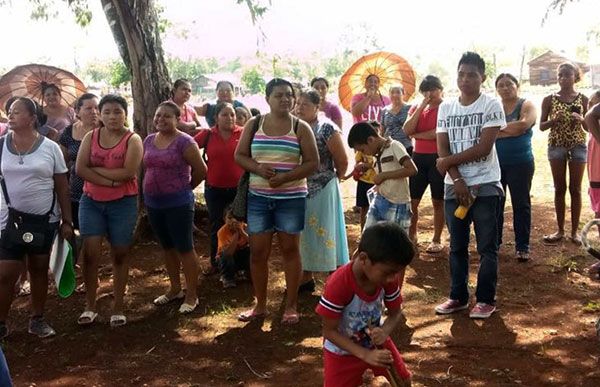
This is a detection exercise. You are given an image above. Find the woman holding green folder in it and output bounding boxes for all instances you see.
[0,97,73,340]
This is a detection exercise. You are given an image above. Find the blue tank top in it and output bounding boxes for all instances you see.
[495,98,534,166]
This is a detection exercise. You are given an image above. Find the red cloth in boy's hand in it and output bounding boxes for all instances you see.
[352,167,363,181]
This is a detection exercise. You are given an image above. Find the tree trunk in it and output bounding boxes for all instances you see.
[100,0,171,138]
[100,0,173,241]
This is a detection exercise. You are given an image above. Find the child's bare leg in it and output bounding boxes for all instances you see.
[360,206,368,231]
[409,199,420,243]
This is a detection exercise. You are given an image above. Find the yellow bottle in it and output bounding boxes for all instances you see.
[454,204,471,219]
[454,187,478,219]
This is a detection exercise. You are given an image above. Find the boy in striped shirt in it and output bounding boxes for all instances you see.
[316,222,414,386]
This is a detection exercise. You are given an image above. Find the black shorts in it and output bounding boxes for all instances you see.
[356,180,374,208]
[147,203,195,253]
[410,153,444,200]
[0,223,59,261]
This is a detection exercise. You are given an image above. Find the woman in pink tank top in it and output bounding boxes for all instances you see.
[75,94,143,328]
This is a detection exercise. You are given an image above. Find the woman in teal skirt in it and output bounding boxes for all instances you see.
[295,89,349,292]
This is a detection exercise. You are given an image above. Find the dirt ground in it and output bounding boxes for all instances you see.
[4,130,600,386]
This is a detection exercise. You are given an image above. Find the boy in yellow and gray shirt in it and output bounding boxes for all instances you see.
[348,121,417,234]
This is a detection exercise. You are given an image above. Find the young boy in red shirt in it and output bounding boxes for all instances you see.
[316,222,414,386]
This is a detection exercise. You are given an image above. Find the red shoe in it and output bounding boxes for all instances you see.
[469,303,496,319]
[435,299,468,315]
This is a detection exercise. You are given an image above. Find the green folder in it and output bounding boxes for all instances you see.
[49,234,76,298]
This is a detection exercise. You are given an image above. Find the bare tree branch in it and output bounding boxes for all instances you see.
[542,0,580,25]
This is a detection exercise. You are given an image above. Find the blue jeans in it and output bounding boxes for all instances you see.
[364,192,412,233]
[0,347,12,387]
[445,196,501,305]
[498,161,534,252]
[204,186,237,267]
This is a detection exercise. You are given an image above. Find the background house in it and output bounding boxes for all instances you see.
[190,72,244,98]
[527,50,589,86]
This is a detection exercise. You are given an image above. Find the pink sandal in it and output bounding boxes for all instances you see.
[281,312,300,325]
[238,309,267,322]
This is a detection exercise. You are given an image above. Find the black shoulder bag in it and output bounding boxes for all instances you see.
[0,136,55,248]
[230,115,262,221]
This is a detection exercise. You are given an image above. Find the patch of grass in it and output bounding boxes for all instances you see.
[407,286,443,304]
[548,254,581,273]
[209,303,234,316]
[582,301,600,313]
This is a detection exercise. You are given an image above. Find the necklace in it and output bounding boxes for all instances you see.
[14,133,39,165]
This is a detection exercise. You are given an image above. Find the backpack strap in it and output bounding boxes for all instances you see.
[248,114,262,157]
[0,135,10,207]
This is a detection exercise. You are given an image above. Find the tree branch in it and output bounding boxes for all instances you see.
[542,0,580,25]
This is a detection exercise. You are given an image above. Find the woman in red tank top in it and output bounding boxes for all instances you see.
[75,94,143,328]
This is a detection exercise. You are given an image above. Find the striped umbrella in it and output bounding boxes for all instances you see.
[0,64,86,111]
[338,52,416,113]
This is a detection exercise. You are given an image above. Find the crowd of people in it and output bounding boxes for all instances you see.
[0,50,599,386]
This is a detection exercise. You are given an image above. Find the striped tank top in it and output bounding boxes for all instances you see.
[249,116,307,199]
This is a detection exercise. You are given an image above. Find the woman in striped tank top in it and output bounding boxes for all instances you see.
[235,78,319,324]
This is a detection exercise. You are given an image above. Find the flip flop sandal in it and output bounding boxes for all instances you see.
[178,300,199,314]
[153,290,185,306]
[77,311,98,326]
[543,234,564,244]
[281,312,300,325]
[110,314,127,328]
[238,309,267,322]
[425,242,444,254]
[75,282,87,294]
[18,281,31,297]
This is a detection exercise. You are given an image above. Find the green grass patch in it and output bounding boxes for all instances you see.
[209,303,234,316]
[582,301,600,313]
[407,286,443,304]
[548,255,581,273]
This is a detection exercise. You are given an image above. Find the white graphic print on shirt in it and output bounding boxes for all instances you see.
[436,93,506,186]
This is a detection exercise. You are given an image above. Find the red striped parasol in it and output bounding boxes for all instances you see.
[0,64,87,111]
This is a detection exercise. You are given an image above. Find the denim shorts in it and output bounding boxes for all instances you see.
[364,191,412,232]
[247,192,306,235]
[547,144,587,162]
[147,202,195,253]
[79,194,138,247]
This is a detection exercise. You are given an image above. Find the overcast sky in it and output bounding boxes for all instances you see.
[0,0,598,72]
